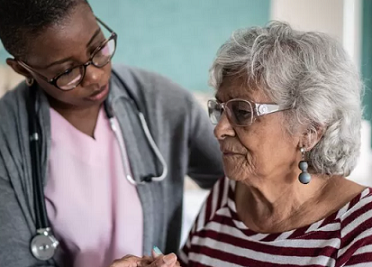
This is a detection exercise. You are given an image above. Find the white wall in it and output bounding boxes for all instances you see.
[271,0,344,40]
[271,0,361,70]
[0,65,23,97]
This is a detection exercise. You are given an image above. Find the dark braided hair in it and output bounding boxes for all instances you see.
[0,0,89,59]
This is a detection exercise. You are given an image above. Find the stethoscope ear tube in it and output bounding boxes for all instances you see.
[28,71,169,261]
[107,70,169,184]
[107,110,168,185]
[137,112,168,182]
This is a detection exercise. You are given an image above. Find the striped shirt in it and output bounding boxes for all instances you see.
[179,177,372,267]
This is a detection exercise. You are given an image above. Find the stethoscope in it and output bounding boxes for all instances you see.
[27,70,168,261]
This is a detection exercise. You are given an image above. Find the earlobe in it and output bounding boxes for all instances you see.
[6,58,30,78]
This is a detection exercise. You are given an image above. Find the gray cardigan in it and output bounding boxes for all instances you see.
[0,65,223,267]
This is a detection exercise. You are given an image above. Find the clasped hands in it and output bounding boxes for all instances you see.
[109,248,181,267]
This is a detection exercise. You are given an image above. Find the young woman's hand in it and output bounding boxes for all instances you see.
[109,253,180,267]
[109,254,143,267]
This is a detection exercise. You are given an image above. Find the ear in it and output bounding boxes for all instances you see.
[299,124,325,151]
[6,58,31,78]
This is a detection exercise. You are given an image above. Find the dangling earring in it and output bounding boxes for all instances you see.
[26,77,34,86]
[298,147,311,184]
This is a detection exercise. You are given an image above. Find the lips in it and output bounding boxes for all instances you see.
[86,84,109,101]
[220,145,245,156]
[221,149,244,155]
[223,151,243,156]
[89,84,107,97]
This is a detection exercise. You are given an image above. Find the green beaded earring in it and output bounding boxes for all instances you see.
[298,147,311,184]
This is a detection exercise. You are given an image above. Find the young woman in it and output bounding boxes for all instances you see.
[0,1,223,266]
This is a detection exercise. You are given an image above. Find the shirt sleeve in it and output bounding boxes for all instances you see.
[338,195,372,266]
[341,243,372,266]
[187,95,224,189]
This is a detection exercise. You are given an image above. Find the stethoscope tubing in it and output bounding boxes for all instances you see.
[28,71,168,260]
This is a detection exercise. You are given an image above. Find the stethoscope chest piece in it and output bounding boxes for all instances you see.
[30,228,59,261]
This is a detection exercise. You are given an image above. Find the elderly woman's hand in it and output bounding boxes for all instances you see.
[109,253,180,267]
[150,250,181,267]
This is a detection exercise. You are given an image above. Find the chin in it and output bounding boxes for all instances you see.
[223,166,246,182]
[222,158,256,184]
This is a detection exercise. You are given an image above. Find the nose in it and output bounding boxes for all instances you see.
[81,64,105,88]
[214,112,235,140]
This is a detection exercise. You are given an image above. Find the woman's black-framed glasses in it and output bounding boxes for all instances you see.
[207,98,288,126]
[17,17,117,91]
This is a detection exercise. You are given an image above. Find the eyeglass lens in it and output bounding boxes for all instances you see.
[208,100,253,126]
[57,38,116,90]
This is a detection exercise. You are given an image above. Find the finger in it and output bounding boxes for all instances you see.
[139,256,153,265]
[161,253,178,267]
[149,253,177,267]
[152,246,163,258]
[109,255,141,267]
[151,250,158,259]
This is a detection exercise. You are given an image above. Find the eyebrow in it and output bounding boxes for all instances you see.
[214,92,234,102]
[86,28,101,48]
[44,28,101,68]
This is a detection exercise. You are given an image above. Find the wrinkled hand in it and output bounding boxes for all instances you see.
[150,249,181,267]
[109,252,181,267]
[109,254,144,267]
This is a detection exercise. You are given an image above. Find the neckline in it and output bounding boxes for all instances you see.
[226,180,371,242]
[49,106,105,142]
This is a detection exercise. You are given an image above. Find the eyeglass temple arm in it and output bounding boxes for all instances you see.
[255,103,284,116]
[95,17,114,33]
[17,61,52,83]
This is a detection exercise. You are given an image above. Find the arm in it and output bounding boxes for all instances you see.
[339,237,372,266]
[187,97,224,189]
[341,246,372,266]
[0,176,56,267]
[338,208,372,267]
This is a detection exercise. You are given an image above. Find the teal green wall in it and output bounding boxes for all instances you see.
[362,0,372,127]
[0,0,271,92]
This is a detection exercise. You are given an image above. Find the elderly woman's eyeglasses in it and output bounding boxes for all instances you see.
[17,17,117,91]
[208,99,288,126]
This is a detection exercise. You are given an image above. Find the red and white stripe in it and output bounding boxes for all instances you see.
[179,177,372,267]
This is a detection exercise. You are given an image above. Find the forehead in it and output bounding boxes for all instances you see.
[25,3,99,66]
[215,75,271,103]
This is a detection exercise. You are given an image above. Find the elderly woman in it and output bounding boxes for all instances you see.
[105,21,372,267]
[176,21,372,267]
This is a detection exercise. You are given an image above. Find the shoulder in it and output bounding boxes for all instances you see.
[112,64,196,106]
[338,188,372,260]
[0,82,29,178]
[0,81,28,112]
[0,81,29,131]
[112,64,206,130]
[339,188,372,233]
